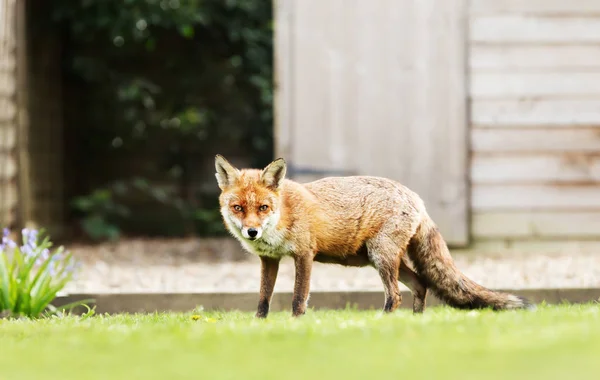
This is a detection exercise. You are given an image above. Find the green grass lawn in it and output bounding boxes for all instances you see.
[0,303,599,380]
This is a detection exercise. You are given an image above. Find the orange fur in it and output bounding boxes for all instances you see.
[215,155,533,318]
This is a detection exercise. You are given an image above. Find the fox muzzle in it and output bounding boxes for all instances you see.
[242,226,262,240]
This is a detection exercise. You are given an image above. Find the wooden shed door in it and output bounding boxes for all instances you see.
[274,0,469,246]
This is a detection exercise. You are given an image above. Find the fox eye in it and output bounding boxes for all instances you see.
[259,205,269,212]
[233,205,243,212]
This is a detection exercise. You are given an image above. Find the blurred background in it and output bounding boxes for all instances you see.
[0,0,598,297]
[1,0,275,241]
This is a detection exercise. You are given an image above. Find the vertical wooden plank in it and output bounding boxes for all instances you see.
[0,0,18,228]
[283,0,359,182]
[16,0,33,230]
[414,0,469,246]
[336,0,360,173]
[326,0,349,175]
[25,0,65,236]
[363,0,469,246]
[288,0,339,183]
[355,0,405,181]
[273,0,293,160]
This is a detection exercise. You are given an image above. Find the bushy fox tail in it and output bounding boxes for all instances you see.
[407,217,534,311]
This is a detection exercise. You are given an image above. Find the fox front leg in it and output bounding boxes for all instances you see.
[291,254,314,317]
[256,256,280,318]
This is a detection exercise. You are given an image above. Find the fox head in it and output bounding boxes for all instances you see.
[214,154,287,241]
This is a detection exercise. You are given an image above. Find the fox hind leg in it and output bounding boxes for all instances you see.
[367,236,403,313]
[398,257,428,313]
[378,260,402,313]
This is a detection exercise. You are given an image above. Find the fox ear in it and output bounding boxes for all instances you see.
[215,154,240,190]
[261,158,287,190]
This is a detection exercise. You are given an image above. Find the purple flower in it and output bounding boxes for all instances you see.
[35,248,50,267]
[2,236,16,249]
[62,261,75,280]
[47,253,63,276]
[22,228,38,246]
[20,228,39,258]
[47,261,56,276]
[66,257,80,273]
[20,244,34,257]
[29,230,38,245]
[0,228,17,252]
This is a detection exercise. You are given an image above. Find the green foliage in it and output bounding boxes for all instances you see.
[0,228,90,319]
[71,188,129,241]
[51,0,273,240]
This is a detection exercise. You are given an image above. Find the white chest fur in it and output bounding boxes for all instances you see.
[238,227,294,258]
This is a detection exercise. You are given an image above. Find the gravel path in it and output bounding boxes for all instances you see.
[62,237,600,294]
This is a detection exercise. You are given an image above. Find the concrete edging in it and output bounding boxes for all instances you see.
[55,288,600,314]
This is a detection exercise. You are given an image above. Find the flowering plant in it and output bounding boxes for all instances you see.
[0,228,87,318]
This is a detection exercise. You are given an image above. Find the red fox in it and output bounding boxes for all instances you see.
[215,155,533,318]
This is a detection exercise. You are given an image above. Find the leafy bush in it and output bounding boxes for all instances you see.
[0,228,87,319]
[51,0,274,240]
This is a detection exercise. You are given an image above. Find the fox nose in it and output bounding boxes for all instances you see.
[247,228,258,238]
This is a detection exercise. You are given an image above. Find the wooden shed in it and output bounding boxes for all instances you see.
[274,0,600,251]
